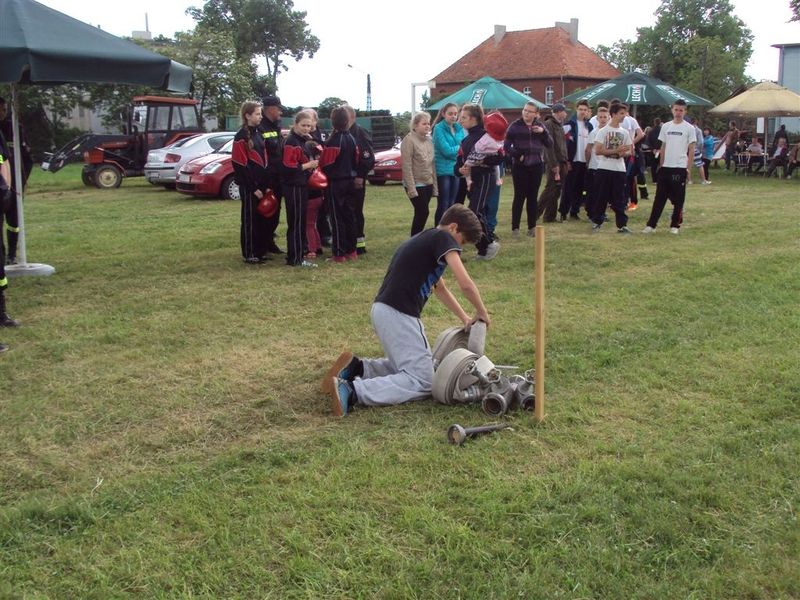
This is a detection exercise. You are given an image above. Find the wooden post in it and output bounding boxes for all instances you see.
[534,225,545,423]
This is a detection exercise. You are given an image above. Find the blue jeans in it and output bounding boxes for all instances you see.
[435,175,459,225]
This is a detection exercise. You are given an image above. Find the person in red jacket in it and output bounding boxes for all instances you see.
[231,101,270,264]
[280,110,319,268]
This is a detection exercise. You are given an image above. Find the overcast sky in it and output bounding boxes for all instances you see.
[36,0,799,114]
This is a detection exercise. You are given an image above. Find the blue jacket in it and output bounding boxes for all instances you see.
[432,120,465,176]
[564,116,593,163]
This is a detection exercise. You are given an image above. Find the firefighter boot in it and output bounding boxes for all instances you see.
[0,290,19,328]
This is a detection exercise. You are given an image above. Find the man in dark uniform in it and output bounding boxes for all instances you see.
[0,97,33,265]
[343,105,375,254]
[259,95,287,254]
[0,129,21,352]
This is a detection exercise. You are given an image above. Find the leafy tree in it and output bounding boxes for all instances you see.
[791,0,799,21]
[595,40,646,74]
[394,112,411,139]
[188,0,319,93]
[172,27,257,126]
[595,0,753,104]
[316,97,348,118]
[1,84,88,154]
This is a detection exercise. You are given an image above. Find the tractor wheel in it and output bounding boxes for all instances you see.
[81,169,94,186]
[220,176,240,200]
[94,165,123,189]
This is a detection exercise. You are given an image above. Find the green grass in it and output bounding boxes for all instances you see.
[1,165,798,599]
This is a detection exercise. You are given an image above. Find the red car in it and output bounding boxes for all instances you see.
[368,143,402,185]
[176,139,239,200]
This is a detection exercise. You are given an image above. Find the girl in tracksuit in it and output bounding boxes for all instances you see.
[454,104,505,258]
[231,101,269,263]
[281,110,320,267]
[320,106,359,262]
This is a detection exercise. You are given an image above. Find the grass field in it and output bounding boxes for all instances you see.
[1,165,798,599]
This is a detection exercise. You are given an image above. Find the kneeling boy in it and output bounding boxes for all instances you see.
[323,204,491,416]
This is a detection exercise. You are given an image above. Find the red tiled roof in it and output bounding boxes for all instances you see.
[431,27,620,83]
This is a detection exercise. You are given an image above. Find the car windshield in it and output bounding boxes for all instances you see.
[219,140,233,154]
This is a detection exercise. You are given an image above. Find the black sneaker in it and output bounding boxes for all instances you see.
[0,314,19,328]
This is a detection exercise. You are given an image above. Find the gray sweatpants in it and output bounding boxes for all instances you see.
[353,302,434,406]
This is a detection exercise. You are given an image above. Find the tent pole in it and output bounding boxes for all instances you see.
[5,84,55,278]
[10,84,26,265]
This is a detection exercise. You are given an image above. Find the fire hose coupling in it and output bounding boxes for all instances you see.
[430,324,535,415]
[447,423,511,446]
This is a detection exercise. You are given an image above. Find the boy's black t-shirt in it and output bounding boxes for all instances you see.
[375,228,461,318]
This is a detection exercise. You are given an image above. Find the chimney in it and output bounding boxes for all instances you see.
[555,18,579,44]
[494,25,506,46]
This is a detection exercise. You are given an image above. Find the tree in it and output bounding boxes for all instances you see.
[316,97,348,118]
[596,0,753,104]
[791,0,799,21]
[172,28,257,126]
[188,0,319,93]
[595,40,646,74]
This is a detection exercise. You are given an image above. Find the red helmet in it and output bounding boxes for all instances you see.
[308,168,328,190]
[257,189,278,218]
[484,112,508,142]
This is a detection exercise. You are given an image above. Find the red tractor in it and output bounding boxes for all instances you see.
[42,96,203,189]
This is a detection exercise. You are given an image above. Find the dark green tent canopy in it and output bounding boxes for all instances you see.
[0,0,191,92]
[429,77,547,111]
[561,72,712,108]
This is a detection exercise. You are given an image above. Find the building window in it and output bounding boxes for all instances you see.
[545,85,554,105]
[523,86,531,96]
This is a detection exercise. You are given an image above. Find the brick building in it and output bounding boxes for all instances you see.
[429,19,620,107]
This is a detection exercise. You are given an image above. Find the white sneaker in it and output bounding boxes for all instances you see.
[642,226,655,234]
[669,227,680,234]
[485,241,500,259]
[702,180,712,185]
[527,227,536,238]
[511,229,520,238]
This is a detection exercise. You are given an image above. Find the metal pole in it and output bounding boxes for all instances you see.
[10,84,26,265]
[534,225,545,423]
[5,84,55,277]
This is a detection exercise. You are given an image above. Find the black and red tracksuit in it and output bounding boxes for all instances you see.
[280,131,314,265]
[320,130,359,259]
[232,126,270,261]
[257,117,284,250]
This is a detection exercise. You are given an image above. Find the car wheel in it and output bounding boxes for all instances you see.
[221,176,240,200]
[161,183,176,190]
[368,179,385,186]
[94,165,123,189]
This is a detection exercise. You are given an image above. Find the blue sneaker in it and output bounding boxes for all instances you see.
[322,351,354,393]
[331,377,354,417]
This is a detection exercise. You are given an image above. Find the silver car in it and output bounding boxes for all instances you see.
[144,132,235,188]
